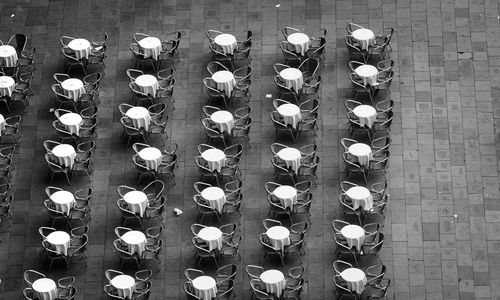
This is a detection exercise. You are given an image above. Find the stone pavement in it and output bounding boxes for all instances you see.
[0,0,499,299]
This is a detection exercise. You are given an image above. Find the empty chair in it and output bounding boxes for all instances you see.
[279,41,302,66]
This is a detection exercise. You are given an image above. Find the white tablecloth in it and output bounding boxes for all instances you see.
[0,76,15,97]
[50,190,75,216]
[346,186,373,211]
[210,110,234,134]
[276,103,302,129]
[260,270,286,298]
[287,33,310,56]
[340,268,367,294]
[351,28,375,50]
[201,186,226,213]
[0,45,18,67]
[279,68,303,92]
[272,185,297,209]
[61,78,85,101]
[214,34,237,55]
[197,227,223,251]
[51,144,76,169]
[0,114,5,136]
[340,225,365,250]
[138,36,162,60]
[59,113,83,136]
[32,278,57,300]
[348,143,372,168]
[211,71,236,97]
[67,38,92,60]
[46,231,71,256]
[355,65,379,86]
[192,276,217,300]
[110,275,136,299]
[352,105,377,128]
[201,149,226,172]
[276,147,302,174]
[123,190,149,217]
[138,147,162,171]
[266,226,290,252]
[121,230,147,256]
[126,106,151,131]
[135,74,159,96]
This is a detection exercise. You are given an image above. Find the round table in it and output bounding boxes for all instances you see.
[123,190,149,217]
[67,38,92,59]
[276,103,302,129]
[348,143,372,168]
[52,144,76,169]
[32,278,57,300]
[120,230,147,256]
[110,274,136,299]
[61,78,85,101]
[201,149,226,172]
[46,231,71,256]
[340,224,365,250]
[192,276,217,300]
[279,68,304,92]
[138,36,162,59]
[50,190,75,216]
[346,186,373,211]
[352,105,377,128]
[135,74,159,96]
[260,270,286,298]
[266,226,290,252]
[276,147,302,174]
[201,186,226,213]
[351,28,375,50]
[287,32,310,56]
[126,106,151,131]
[59,113,83,136]
[212,70,236,97]
[138,147,162,171]
[0,45,18,67]
[214,34,237,55]
[272,185,297,209]
[340,268,367,294]
[197,227,223,251]
[210,110,234,134]
[355,65,379,86]
[0,76,15,97]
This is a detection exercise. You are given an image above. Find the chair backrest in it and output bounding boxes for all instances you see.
[23,270,46,286]
[184,268,204,281]
[333,259,353,275]
[279,41,300,61]
[273,63,290,75]
[8,33,27,53]
[298,57,320,79]
[114,226,132,239]
[245,265,264,279]
[59,36,75,47]
[206,61,229,75]
[282,26,301,38]
[38,226,56,239]
[201,105,220,118]
[53,73,70,84]
[346,23,364,35]
[183,282,201,299]
[104,269,124,282]
[272,99,291,110]
[43,140,61,154]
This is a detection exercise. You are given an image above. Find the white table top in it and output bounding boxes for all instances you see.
[277,103,300,117]
[50,190,74,204]
[121,230,146,245]
[211,110,233,124]
[341,268,365,280]
[0,76,14,88]
[46,231,71,246]
[266,226,290,240]
[52,144,76,158]
[135,74,158,87]
[0,45,16,57]
[260,269,285,284]
[138,36,161,49]
[348,143,372,157]
[346,186,371,200]
[61,78,84,91]
[273,185,297,199]
[355,65,378,78]
[352,28,374,41]
[197,226,222,242]
[126,106,149,119]
[201,186,225,201]
[138,147,162,161]
[68,38,91,51]
[341,225,365,240]
[211,70,235,83]
[110,274,135,289]
[123,190,148,205]
[277,147,301,161]
[59,113,83,127]
[287,32,310,45]
[32,278,57,293]
[201,148,226,163]
[279,68,302,81]
[353,105,376,118]
[214,34,237,47]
